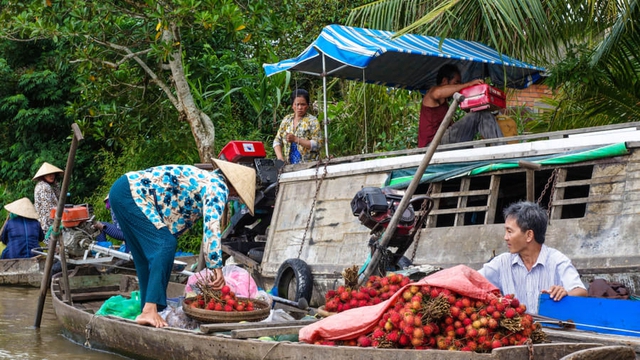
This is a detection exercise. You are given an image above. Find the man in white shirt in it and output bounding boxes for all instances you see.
[478,201,587,314]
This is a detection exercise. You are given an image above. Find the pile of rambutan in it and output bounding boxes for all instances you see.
[315,284,545,353]
[324,273,411,313]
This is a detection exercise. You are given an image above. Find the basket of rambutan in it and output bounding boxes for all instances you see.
[182,273,270,323]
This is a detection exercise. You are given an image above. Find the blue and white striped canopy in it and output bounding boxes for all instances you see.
[263,25,545,91]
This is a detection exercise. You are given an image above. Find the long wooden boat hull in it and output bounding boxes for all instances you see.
[51,273,635,360]
[0,256,45,287]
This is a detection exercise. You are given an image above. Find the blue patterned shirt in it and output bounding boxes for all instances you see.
[478,245,586,314]
[126,165,228,268]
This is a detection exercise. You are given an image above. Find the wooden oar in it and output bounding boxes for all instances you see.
[34,123,84,328]
[358,93,465,285]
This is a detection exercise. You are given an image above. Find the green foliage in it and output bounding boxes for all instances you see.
[346,0,640,132]
[0,39,80,205]
[326,82,421,155]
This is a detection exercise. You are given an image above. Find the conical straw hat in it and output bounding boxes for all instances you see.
[4,197,39,220]
[211,159,256,216]
[33,162,64,180]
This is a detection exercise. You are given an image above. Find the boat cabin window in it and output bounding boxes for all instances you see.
[423,164,594,228]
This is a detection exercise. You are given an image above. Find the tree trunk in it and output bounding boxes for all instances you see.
[166,26,216,163]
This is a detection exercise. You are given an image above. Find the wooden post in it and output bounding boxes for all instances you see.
[358,93,465,285]
[34,123,84,328]
[518,161,542,202]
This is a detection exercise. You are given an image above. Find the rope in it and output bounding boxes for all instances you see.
[539,320,640,336]
[261,340,284,360]
[84,314,99,348]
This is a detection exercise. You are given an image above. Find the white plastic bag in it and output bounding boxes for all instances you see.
[160,305,200,330]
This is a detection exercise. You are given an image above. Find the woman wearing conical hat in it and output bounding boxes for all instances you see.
[32,162,64,237]
[108,161,255,328]
[1,198,44,259]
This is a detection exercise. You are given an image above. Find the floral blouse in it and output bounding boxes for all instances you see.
[126,165,228,268]
[273,113,323,163]
[34,180,60,234]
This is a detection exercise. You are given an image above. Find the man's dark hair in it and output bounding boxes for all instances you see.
[436,64,461,85]
[291,89,310,105]
[503,201,548,244]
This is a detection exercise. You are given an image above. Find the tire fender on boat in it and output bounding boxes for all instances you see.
[274,258,313,303]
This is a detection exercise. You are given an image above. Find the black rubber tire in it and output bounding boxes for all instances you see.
[274,258,313,303]
[397,256,412,270]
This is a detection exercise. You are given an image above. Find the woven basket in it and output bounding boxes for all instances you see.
[182,297,271,323]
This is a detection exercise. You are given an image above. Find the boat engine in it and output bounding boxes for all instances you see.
[351,187,433,269]
[50,204,101,257]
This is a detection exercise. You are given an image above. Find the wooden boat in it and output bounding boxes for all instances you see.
[218,122,640,307]
[51,271,637,360]
[0,255,46,287]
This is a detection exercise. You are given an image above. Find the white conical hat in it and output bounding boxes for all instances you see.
[211,159,256,216]
[4,197,39,220]
[33,162,64,180]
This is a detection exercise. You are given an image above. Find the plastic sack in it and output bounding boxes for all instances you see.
[184,268,214,294]
[223,265,258,298]
[262,308,296,323]
[160,305,200,330]
[299,265,499,343]
[96,291,141,320]
[184,265,259,299]
[255,290,273,308]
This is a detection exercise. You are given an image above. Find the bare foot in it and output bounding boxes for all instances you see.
[136,303,168,328]
[135,312,168,328]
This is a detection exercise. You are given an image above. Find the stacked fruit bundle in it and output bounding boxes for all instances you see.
[184,271,256,312]
[315,285,545,352]
[323,273,411,313]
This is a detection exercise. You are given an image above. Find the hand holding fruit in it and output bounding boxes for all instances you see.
[207,267,225,290]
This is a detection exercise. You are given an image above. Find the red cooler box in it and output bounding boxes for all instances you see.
[218,141,266,163]
[459,84,506,112]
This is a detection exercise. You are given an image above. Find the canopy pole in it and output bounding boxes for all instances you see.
[322,53,329,158]
[363,69,367,154]
[358,93,465,285]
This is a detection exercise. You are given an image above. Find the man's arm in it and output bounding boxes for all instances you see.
[542,255,588,301]
[423,79,485,107]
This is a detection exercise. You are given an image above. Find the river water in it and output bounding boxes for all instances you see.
[0,286,129,360]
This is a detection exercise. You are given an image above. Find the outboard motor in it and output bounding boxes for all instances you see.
[50,204,100,257]
[351,187,433,269]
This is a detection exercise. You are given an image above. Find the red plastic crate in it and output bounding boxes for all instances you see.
[459,84,506,112]
[218,141,266,163]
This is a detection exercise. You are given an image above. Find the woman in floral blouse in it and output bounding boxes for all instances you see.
[109,161,255,328]
[32,162,64,240]
[273,89,323,164]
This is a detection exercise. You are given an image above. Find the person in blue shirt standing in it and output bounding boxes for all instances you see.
[108,160,255,328]
[1,198,44,259]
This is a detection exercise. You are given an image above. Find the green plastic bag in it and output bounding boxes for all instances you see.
[96,291,141,320]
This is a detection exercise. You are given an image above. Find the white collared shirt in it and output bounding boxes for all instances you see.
[478,245,586,314]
